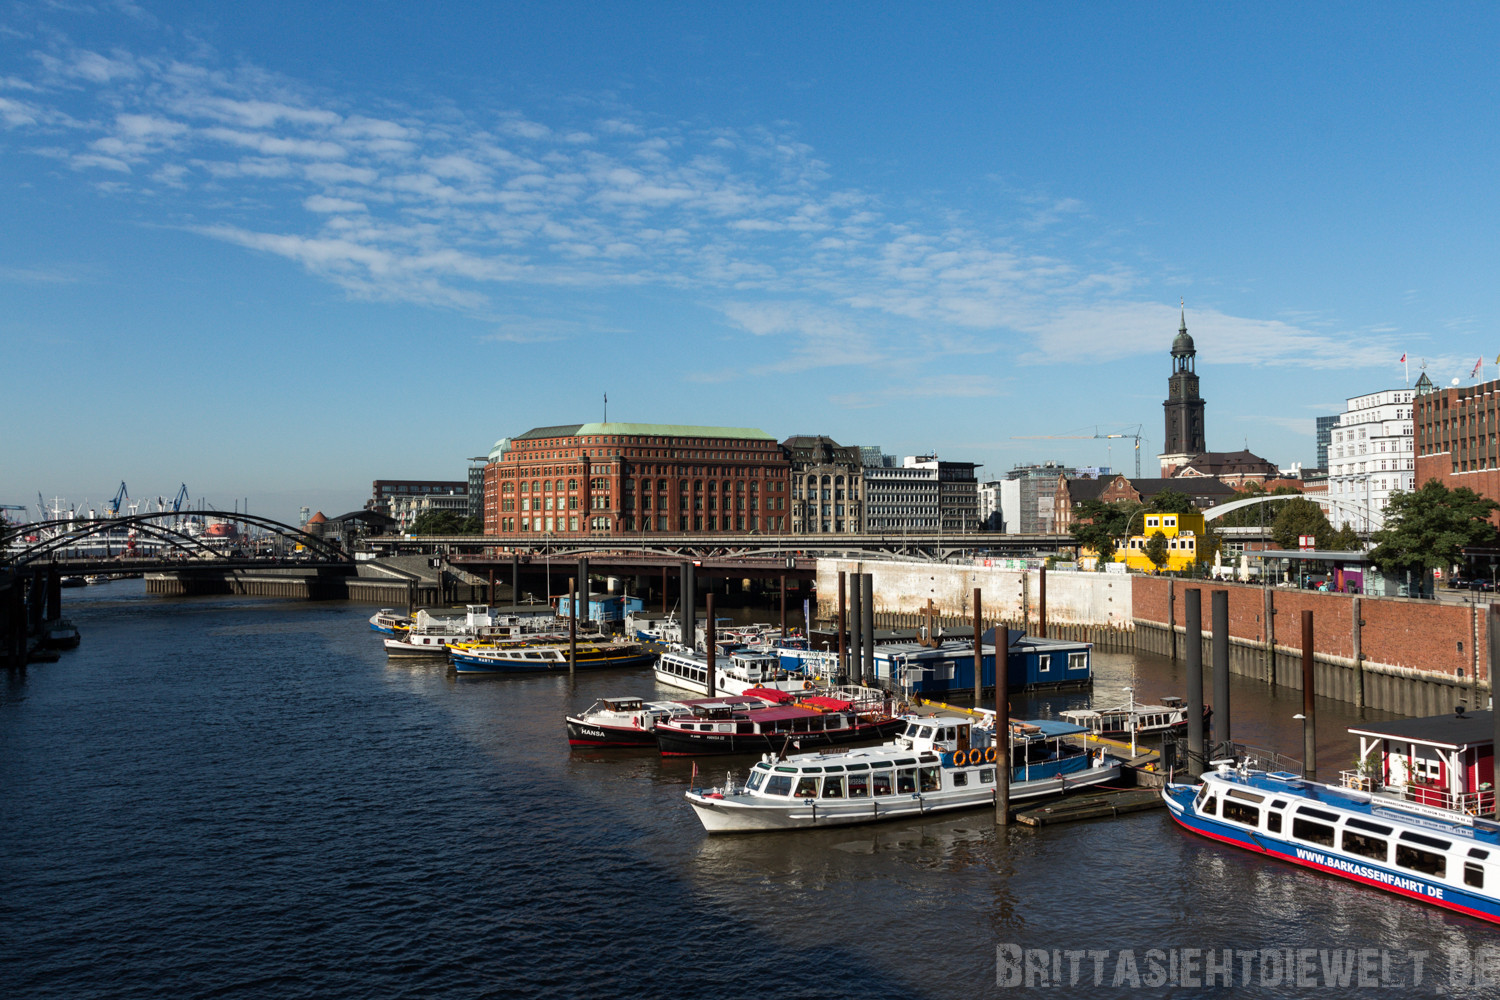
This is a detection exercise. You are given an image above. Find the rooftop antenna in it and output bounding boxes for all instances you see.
[603,392,608,423]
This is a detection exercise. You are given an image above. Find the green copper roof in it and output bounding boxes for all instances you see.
[518,422,775,441]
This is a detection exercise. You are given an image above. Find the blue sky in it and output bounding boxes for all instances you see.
[4,2,1498,525]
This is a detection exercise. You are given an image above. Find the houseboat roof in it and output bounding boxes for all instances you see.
[1348,710,1495,751]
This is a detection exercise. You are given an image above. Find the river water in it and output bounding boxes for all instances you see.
[2,582,1494,999]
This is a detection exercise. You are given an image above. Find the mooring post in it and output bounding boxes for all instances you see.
[1491,604,1500,809]
[995,611,1011,827]
[1186,589,1205,778]
[1021,571,1030,635]
[1038,565,1047,639]
[850,572,864,681]
[779,574,787,640]
[578,556,589,630]
[1212,589,1230,754]
[1263,584,1276,686]
[973,587,983,706]
[661,565,668,614]
[1302,609,1316,780]
[706,592,716,698]
[568,576,577,682]
[1167,577,1176,661]
[406,577,415,615]
[861,573,875,685]
[682,561,696,651]
[487,567,495,605]
[837,571,848,680]
[1352,596,1365,713]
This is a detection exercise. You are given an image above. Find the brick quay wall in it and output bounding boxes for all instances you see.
[815,560,1492,716]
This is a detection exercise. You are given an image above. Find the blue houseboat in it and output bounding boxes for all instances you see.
[870,628,1091,696]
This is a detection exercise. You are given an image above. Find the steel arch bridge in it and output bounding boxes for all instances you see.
[1,511,349,567]
[1200,494,1384,533]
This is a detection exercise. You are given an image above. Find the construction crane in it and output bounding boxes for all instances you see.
[105,481,129,517]
[1011,425,1147,477]
[171,484,190,512]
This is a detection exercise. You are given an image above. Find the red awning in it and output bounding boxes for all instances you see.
[799,696,852,712]
[742,687,795,705]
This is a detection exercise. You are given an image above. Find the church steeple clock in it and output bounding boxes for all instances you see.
[1159,303,1206,475]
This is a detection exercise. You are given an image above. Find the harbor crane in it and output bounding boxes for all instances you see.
[105,481,129,518]
[1011,425,1147,477]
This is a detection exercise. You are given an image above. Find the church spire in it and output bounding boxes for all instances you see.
[1180,298,1187,334]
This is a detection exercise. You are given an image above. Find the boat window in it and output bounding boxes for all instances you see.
[1292,817,1335,847]
[1464,863,1485,889]
[823,765,844,772]
[1346,818,1393,836]
[1199,794,1217,817]
[1195,785,1212,809]
[872,771,893,796]
[1396,844,1446,879]
[1266,811,1283,834]
[821,777,845,798]
[1270,799,1288,810]
[979,768,995,784]
[765,775,793,796]
[1342,830,1388,861]
[896,769,917,794]
[904,722,922,738]
[919,767,941,793]
[1221,800,1259,827]
[1298,806,1340,824]
[894,758,918,767]
[794,776,819,798]
[845,762,869,771]
[1226,788,1265,804]
[1399,830,1452,852]
[753,762,771,772]
[774,766,797,773]
[1470,848,1491,860]
[826,716,845,730]
[800,766,823,773]
[736,723,753,734]
[952,771,968,787]
[847,773,869,798]
[746,770,767,792]
[918,726,934,740]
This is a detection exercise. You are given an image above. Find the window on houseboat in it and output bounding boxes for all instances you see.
[952,771,968,787]
[872,771,893,796]
[919,767,941,792]
[1292,818,1334,847]
[918,726,934,740]
[746,770,767,792]
[794,776,819,798]
[765,775,792,796]
[1342,830,1388,861]
[1465,863,1485,889]
[821,777,845,798]
[896,769,917,794]
[826,716,845,730]
[1068,652,1087,671]
[848,773,869,797]
[1038,655,1051,673]
[980,768,995,784]
[737,723,753,734]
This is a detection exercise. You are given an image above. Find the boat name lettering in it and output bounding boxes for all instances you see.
[1292,848,1444,898]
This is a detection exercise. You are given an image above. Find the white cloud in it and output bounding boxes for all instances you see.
[303,194,366,213]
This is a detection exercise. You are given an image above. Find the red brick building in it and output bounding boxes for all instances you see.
[1414,373,1500,511]
[484,422,793,539]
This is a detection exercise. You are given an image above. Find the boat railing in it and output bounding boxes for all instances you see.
[1339,771,1498,818]
[1220,741,1302,776]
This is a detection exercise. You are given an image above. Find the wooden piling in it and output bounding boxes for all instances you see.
[1212,589,1230,752]
[1186,588,1204,778]
[973,587,983,706]
[1302,609,1316,780]
[706,592,717,698]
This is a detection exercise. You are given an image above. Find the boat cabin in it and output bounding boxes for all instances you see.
[895,715,985,753]
[1344,709,1496,817]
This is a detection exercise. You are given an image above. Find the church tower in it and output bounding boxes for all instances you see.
[1158,304,1206,476]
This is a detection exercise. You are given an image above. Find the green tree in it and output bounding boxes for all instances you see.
[1146,488,1195,515]
[1271,497,1335,551]
[1144,529,1169,570]
[1369,481,1500,584]
[1069,499,1141,566]
[1328,522,1361,551]
[409,510,481,535]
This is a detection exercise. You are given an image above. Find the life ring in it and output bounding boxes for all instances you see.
[803,681,813,690]
[984,745,997,763]
[953,749,969,767]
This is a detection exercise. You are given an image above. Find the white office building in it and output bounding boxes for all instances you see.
[1326,388,1415,530]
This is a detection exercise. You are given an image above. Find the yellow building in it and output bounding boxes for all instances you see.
[1116,511,1206,573]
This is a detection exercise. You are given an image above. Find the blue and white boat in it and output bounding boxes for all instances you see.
[686,714,1121,833]
[1162,763,1500,924]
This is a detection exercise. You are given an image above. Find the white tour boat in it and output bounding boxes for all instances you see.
[686,714,1122,833]
[655,648,812,697]
[1060,695,1211,738]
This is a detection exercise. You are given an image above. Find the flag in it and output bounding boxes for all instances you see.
[1473,358,1483,378]
[1399,353,1406,363]
[1495,354,1499,365]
